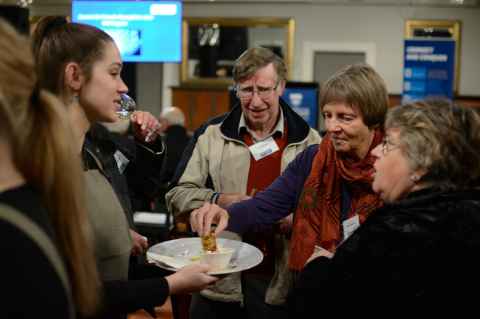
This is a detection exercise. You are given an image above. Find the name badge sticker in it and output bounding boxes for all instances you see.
[342,214,360,241]
[114,150,130,174]
[248,137,279,161]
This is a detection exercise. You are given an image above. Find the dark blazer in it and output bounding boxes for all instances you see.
[163,124,190,185]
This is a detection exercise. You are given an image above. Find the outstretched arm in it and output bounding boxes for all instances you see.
[189,145,319,236]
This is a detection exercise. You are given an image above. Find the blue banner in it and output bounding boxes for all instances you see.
[402,39,455,103]
[282,86,318,129]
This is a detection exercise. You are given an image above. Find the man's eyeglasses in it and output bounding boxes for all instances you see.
[236,83,279,100]
[381,138,400,155]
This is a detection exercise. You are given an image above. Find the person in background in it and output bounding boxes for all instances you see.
[0,19,99,318]
[32,16,217,318]
[290,99,480,314]
[166,47,321,319]
[158,106,190,185]
[189,63,389,304]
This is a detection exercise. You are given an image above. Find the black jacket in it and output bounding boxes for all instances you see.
[290,187,480,315]
[82,125,170,319]
[83,123,166,216]
[1,185,73,318]
[162,124,190,185]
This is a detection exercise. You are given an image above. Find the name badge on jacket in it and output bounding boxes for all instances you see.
[342,214,360,241]
[248,137,279,161]
[114,150,130,174]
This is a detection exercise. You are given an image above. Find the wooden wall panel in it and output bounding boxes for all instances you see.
[173,88,480,132]
[388,94,480,109]
[172,87,230,132]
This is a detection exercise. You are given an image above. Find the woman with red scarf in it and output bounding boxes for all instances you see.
[290,100,480,314]
[190,63,388,302]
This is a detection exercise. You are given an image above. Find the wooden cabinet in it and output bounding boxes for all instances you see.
[388,94,480,109]
[455,96,480,110]
[172,86,231,132]
[172,89,480,132]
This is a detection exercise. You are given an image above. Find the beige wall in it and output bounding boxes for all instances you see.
[31,3,480,111]
[177,4,479,94]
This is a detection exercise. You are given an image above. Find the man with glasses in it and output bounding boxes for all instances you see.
[166,47,320,319]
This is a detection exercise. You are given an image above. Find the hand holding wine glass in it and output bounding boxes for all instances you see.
[117,93,161,142]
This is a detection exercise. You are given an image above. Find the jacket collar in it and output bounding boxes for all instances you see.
[387,187,480,210]
[220,97,311,144]
[238,107,285,141]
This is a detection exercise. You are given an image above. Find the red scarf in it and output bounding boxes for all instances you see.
[289,130,384,270]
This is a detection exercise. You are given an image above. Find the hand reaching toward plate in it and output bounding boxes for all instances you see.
[190,202,229,237]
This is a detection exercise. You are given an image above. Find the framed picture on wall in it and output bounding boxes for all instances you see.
[181,17,295,87]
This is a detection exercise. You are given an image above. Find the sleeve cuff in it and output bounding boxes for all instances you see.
[210,192,221,204]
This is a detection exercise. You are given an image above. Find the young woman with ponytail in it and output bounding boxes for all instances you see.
[0,19,99,318]
[31,16,217,318]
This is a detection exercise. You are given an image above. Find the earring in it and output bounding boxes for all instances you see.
[410,175,419,182]
[71,94,79,105]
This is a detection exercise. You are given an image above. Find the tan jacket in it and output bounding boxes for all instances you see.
[166,102,321,304]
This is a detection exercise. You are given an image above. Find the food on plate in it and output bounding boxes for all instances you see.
[201,230,218,252]
[200,247,235,271]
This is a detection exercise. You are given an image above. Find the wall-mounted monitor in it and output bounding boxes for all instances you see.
[282,82,320,130]
[72,0,182,63]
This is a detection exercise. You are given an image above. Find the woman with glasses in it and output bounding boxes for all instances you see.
[189,63,388,307]
[291,99,480,314]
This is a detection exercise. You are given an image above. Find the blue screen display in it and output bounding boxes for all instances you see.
[402,39,455,103]
[72,0,182,62]
[282,86,318,129]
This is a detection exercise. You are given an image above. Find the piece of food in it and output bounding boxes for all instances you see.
[201,231,218,252]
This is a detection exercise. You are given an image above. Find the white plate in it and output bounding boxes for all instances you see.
[147,237,263,275]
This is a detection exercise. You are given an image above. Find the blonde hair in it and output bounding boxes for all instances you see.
[0,20,99,316]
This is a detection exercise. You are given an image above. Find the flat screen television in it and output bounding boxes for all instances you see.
[282,82,320,130]
[72,0,182,62]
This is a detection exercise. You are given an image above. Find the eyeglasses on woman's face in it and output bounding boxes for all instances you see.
[381,138,400,155]
[236,83,279,100]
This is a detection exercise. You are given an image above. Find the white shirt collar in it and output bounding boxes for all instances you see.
[238,107,285,142]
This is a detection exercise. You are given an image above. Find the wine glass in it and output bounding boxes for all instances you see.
[117,93,158,142]
[117,93,136,120]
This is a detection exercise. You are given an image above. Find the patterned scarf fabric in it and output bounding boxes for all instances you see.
[289,129,384,270]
